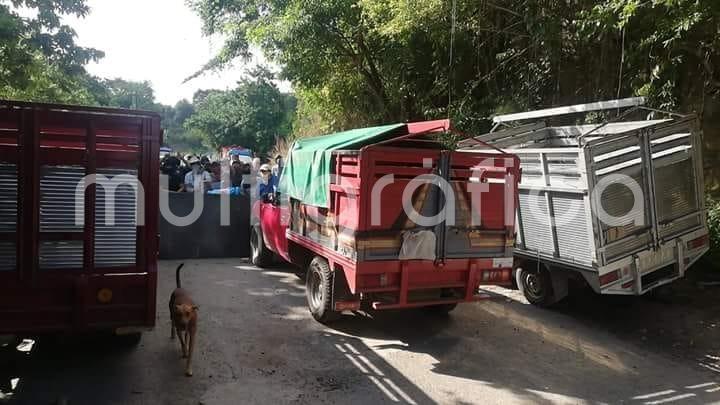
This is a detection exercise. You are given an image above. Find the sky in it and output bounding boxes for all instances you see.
[63,0,290,105]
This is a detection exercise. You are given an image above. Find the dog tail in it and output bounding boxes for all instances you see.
[175,263,185,289]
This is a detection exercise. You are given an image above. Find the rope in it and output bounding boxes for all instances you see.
[616,26,626,100]
[447,0,457,119]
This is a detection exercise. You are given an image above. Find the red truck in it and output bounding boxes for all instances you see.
[0,100,160,342]
[251,120,521,322]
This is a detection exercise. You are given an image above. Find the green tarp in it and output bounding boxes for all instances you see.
[279,123,405,208]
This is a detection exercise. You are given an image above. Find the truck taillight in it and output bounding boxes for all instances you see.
[687,234,709,250]
[599,270,620,286]
[482,269,511,282]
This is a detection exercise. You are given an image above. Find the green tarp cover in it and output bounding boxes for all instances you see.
[279,123,405,208]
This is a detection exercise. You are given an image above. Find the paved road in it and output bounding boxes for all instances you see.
[1,259,719,404]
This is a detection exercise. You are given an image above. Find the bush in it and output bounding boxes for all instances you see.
[709,196,720,263]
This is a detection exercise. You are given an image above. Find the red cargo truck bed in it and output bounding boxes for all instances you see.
[0,100,160,334]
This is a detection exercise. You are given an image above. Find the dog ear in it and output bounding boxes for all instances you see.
[192,305,199,311]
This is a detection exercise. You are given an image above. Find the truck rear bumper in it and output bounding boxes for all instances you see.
[0,272,156,335]
[597,228,710,295]
[356,259,512,310]
[371,293,493,310]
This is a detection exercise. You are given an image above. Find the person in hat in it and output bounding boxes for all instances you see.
[183,156,212,193]
[257,163,277,198]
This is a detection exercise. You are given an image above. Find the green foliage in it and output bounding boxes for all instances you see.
[184,68,294,152]
[708,196,720,264]
[95,78,160,110]
[161,100,208,153]
[190,0,720,140]
[0,0,103,103]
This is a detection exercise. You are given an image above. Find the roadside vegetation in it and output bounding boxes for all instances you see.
[187,0,720,191]
[0,0,718,192]
[708,196,720,268]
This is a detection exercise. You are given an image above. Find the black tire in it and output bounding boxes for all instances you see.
[426,303,458,314]
[0,335,20,352]
[518,264,555,307]
[115,332,142,347]
[250,225,274,267]
[305,256,340,323]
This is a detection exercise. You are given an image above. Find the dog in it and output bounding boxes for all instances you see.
[169,263,198,376]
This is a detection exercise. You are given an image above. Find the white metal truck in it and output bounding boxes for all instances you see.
[460,98,710,306]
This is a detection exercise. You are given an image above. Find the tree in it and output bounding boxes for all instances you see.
[0,0,104,103]
[184,68,293,152]
[94,78,160,110]
[161,99,208,152]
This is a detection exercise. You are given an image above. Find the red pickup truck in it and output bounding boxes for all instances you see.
[251,120,521,322]
[0,100,160,341]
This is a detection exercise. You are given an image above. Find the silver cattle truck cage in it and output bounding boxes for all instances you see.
[459,97,710,306]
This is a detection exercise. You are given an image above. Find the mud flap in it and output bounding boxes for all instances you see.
[332,268,359,311]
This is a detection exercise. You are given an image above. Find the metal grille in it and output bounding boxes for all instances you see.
[552,193,592,265]
[40,166,85,232]
[518,191,553,253]
[39,166,84,269]
[0,242,15,271]
[598,168,647,244]
[94,168,138,267]
[655,158,698,225]
[39,241,83,270]
[0,164,17,233]
[0,164,18,271]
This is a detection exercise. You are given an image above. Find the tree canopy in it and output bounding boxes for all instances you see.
[190,0,720,189]
[0,0,104,103]
[184,68,294,152]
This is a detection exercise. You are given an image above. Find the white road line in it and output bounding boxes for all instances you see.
[686,382,717,389]
[383,377,417,405]
[700,363,720,373]
[633,390,676,400]
[334,343,347,353]
[357,355,385,376]
[344,354,368,374]
[344,343,361,355]
[368,375,400,402]
[644,393,696,404]
[706,387,720,393]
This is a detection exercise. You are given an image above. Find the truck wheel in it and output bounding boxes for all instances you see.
[305,257,340,323]
[518,265,555,307]
[427,303,458,315]
[250,225,273,268]
[115,332,142,348]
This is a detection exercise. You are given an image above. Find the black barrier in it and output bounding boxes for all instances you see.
[159,192,251,259]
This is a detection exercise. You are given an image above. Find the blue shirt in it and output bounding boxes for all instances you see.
[258,175,278,197]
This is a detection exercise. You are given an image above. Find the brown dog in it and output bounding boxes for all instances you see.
[169,263,198,376]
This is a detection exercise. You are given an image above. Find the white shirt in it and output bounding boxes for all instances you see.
[184,170,212,193]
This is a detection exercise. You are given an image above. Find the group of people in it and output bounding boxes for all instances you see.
[160,153,282,198]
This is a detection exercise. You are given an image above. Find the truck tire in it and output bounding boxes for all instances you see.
[518,264,555,307]
[427,303,458,315]
[305,256,340,323]
[250,225,274,268]
[115,332,142,348]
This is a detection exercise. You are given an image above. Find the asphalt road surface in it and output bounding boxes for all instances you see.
[1,258,719,404]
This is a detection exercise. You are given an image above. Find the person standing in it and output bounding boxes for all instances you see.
[258,164,278,198]
[183,156,212,193]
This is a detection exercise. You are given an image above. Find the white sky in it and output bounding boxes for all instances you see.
[63,0,290,105]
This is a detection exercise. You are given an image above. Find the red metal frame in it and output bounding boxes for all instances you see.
[0,100,160,334]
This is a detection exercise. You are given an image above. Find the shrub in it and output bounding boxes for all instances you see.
[709,196,720,263]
